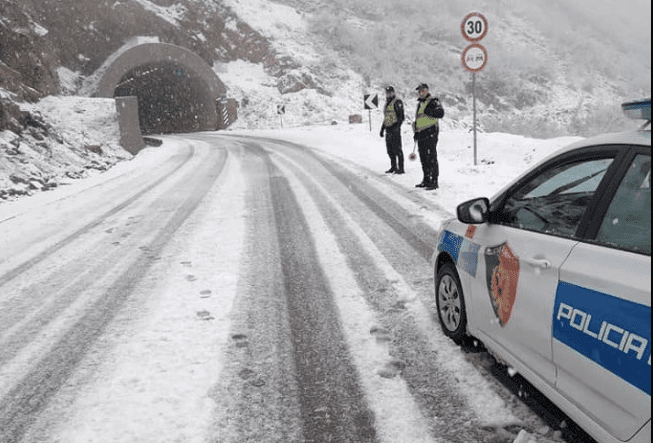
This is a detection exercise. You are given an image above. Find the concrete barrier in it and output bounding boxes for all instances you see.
[115,96,146,154]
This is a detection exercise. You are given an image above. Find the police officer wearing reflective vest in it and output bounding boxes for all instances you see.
[379,85,405,174]
[412,83,444,189]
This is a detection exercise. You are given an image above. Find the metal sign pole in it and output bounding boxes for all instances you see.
[473,72,477,166]
[461,12,488,167]
[277,104,285,128]
[363,93,378,131]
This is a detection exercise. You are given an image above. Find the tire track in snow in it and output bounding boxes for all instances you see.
[270,170,379,443]
[272,154,442,443]
[269,142,519,441]
[26,139,247,443]
[0,144,227,443]
[0,142,203,377]
[0,144,195,293]
[212,142,378,443]
[209,142,304,443]
[266,144,379,443]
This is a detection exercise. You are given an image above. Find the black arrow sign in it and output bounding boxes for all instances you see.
[363,94,378,110]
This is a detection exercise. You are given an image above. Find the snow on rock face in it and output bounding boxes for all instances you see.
[130,0,188,27]
[0,95,130,201]
[0,4,60,101]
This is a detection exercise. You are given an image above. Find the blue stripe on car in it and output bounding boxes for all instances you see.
[439,230,462,262]
[438,230,479,277]
[553,281,651,396]
[459,241,480,278]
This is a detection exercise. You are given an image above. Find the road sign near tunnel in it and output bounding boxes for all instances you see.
[364,94,378,110]
[363,94,379,132]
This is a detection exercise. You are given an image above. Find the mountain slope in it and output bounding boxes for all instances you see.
[263,0,650,136]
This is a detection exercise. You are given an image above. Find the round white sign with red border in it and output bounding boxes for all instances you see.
[461,12,488,42]
[462,43,488,72]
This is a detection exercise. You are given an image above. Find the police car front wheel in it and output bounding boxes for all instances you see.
[435,263,468,342]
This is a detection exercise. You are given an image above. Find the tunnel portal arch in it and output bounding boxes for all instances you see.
[96,42,227,134]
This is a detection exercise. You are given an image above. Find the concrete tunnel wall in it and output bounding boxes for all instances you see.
[95,42,228,132]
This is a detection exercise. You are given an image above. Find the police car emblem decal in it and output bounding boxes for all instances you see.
[484,242,520,327]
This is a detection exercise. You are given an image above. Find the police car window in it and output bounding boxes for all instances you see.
[500,158,614,238]
[596,154,651,255]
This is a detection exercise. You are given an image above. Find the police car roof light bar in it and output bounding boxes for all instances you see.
[621,98,651,130]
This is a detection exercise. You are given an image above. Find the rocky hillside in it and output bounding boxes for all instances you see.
[0,0,330,200]
[0,0,316,95]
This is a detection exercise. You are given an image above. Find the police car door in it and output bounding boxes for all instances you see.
[553,148,651,442]
[470,149,619,389]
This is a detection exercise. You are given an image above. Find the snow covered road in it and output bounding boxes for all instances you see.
[0,133,592,443]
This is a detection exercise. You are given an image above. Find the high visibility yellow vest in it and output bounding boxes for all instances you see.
[383,99,398,127]
[415,98,439,132]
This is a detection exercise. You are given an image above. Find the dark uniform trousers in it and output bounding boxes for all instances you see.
[385,127,404,172]
[417,131,439,186]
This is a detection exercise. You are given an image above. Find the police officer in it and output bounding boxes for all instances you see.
[379,85,405,174]
[412,83,444,189]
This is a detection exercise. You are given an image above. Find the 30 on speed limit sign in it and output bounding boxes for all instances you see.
[461,12,488,42]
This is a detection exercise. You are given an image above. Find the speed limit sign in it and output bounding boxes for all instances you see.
[461,12,488,42]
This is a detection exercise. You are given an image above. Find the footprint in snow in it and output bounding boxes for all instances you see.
[238,368,266,387]
[231,333,249,348]
[196,310,214,321]
[369,325,392,343]
[377,358,407,379]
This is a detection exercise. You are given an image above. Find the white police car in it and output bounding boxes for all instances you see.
[433,99,651,443]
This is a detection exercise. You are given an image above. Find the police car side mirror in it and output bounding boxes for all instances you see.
[457,197,490,224]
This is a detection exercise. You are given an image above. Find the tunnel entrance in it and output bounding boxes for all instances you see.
[94,40,230,133]
[115,62,206,134]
